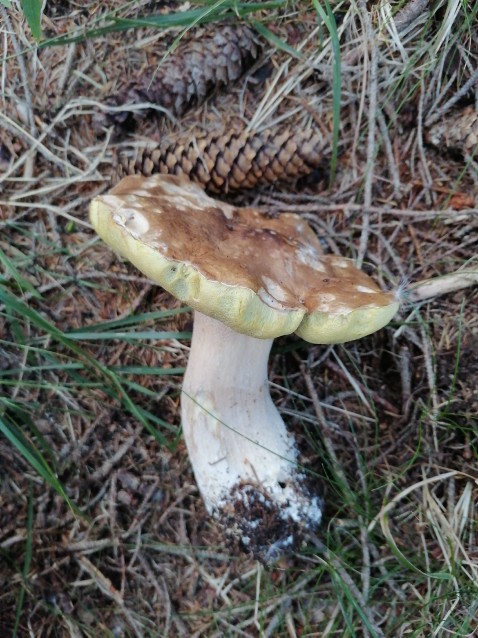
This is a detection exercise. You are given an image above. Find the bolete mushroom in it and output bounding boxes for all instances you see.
[89,174,399,559]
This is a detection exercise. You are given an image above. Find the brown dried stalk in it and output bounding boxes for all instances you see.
[113,123,327,193]
[106,25,260,126]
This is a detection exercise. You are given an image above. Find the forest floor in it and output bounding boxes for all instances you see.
[1,1,477,636]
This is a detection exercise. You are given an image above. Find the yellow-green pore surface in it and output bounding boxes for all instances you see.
[89,175,399,342]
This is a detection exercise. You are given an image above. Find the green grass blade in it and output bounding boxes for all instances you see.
[0,414,75,510]
[0,285,179,450]
[0,399,60,468]
[12,485,33,638]
[250,20,301,58]
[74,307,189,332]
[19,0,43,41]
[63,330,191,341]
[40,1,286,48]
[312,0,341,182]
[113,365,185,375]
[381,511,452,580]
[0,246,41,298]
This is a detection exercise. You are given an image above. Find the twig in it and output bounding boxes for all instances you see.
[57,43,78,94]
[418,320,439,450]
[0,197,100,227]
[0,271,152,313]
[393,0,429,33]
[408,268,478,301]
[425,66,478,127]
[356,0,380,268]
[398,344,412,410]
[425,63,459,121]
[254,562,262,633]
[1,17,7,110]
[416,80,434,201]
[76,555,144,638]
[260,197,477,219]
[376,107,401,198]
[0,111,83,179]
[1,5,38,182]
[285,610,298,638]
[326,359,400,415]
[301,366,355,505]
[0,7,35,136]
[91,435,137,481]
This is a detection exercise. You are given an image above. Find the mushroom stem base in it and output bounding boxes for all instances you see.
[181,311,322,559]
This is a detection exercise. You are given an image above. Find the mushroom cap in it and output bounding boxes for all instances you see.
[89,174,399,342]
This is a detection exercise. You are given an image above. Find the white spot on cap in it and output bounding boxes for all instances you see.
[257,287,290,311]
[356,285,377,293]
[297,245,326,271]
[332,258,351,268]
[114,208,150,239]
[261,276,290,303]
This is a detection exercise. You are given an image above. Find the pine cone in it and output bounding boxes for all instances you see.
[106,25,259,127]
[114,124,327,193]
[426,106,478,157]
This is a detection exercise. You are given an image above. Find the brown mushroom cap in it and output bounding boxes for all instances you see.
[90,174,399,342]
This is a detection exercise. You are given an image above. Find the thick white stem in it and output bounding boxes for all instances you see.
[181,311,322,557]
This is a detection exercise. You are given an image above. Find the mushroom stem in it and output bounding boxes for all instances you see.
[181,311,322,558]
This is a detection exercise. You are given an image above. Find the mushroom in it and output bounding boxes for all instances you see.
[89,174,399,559]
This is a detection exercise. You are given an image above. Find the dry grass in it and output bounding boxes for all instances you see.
[1,1,477,636]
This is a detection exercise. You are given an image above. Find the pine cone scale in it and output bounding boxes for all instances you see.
[106,26,260,126]
[114,124,326,194]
